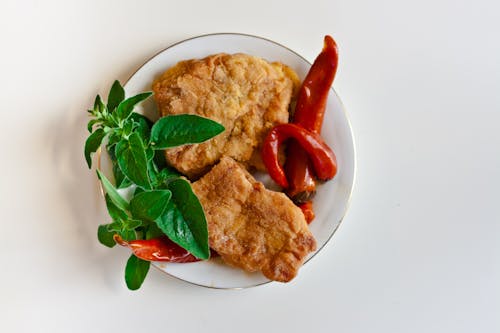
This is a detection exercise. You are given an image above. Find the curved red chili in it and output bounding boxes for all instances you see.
[114,235,199,263]
[292,35,338,132]
[262,123,337,189]
[285,35,339,201]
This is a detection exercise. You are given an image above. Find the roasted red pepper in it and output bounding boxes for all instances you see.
[262,123,337,189]
[114,235,199,263]
[298,201,315,224]
[285,35,339,201]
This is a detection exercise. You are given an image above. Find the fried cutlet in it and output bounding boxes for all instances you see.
[191,157,316,282]
[153,53,299,178]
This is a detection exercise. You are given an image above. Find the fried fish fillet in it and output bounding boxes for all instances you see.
[153,53,299,178]
[192,157,316,282]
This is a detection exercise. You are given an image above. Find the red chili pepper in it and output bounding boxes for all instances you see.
[285,35,339,201]
[261,123,337,189]
[113,235,199,263]
[298,201,315,224]
[284,145,316,202]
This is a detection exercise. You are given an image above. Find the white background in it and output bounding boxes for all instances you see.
[1,0,499,332]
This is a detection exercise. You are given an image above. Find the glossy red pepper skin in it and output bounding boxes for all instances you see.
[262,123,337,189]
[292,35,338,132]
[298,201,315,224]
[114,235,199,263]
[284,144,316,202]
[285,35,338,201]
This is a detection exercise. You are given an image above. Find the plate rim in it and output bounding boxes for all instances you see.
[121,32,357,289]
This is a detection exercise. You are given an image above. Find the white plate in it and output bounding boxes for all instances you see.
[121,33,356,289]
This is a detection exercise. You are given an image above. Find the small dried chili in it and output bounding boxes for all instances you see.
[261,123,337,189]
[114,235,199,263]
[285,35,339,202]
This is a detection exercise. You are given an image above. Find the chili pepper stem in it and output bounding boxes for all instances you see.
[113,234,127,246]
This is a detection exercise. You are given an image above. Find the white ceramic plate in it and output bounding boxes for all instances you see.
[120,33,355,289]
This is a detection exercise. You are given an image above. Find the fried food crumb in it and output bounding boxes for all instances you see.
[153,53,299,178]
[192,157,316,282]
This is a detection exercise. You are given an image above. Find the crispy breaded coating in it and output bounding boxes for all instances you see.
[153,53,299,178]
[191,157,316,282]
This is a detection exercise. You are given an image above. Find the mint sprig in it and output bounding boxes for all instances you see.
[125,255,150,290]
[85,80,225,290]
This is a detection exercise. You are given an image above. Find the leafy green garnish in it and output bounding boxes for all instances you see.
[96,170,129,211]
[113,163,132,189]
[150,114,225,149]
[85,80,225,290]
[115,133,151,189]
[84,128,106,168]
[156,178,210,259]
[107,80,125,112]
[130,190,171,221]
[104,194,128,221]
[115,92,152,122]
[97,224,116,248]
[125,255,150,290]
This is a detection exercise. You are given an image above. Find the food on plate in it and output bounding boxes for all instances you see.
[113,235,200,263]
[152,53,300,178]
[298,201,315,224]
[282,35,339,202]
[261,123,337,189]
[85,81,225,290]
[191,157,316,282]
[85,35,340,289]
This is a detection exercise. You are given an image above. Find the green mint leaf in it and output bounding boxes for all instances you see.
[107,221,123,232]
[122,119,134,137]
[94,95,106,114]
[97,224,116,248]
[150,167,180,189]
[118,176,133,189]
[107,80,125,112]
[144,156,157,191]
[157,168,180,187]
[96,169,129,211]
[130,190,171,221]
[107,144,117,161]
[125,255,150,291]
[105,194,128,221]
[115,133,151,189]
[130,113,152,141]
[107,146,132,188]
[156,178,209,259]
[147,160,179,189]
[153,148,168,170]
[134,187,145,196]
[145,146,154,161]
[147,160,159,188]
[130,112,153,126]
[145,223,165,240]
[123,218,143,230]
[84,128,106,168]
[87,119,101,133]
[108,131,122,148]
[150,114,225,149]
[120,229,137,241]
[107,222,136,241]
[112,162,132,189]
[115,92,152,122]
